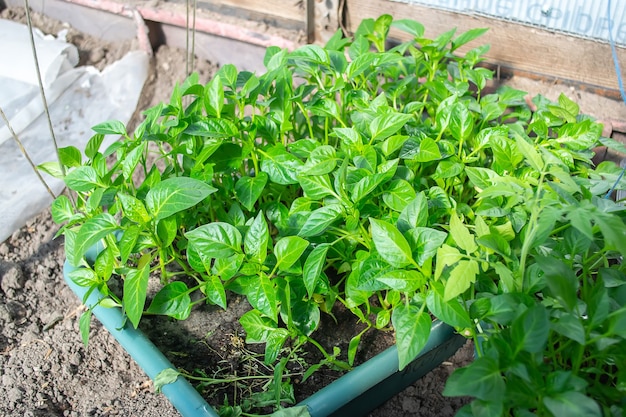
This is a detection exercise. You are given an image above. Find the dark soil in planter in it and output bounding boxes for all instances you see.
[2,6,625,417]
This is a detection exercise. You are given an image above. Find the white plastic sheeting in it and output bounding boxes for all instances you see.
[0,18,149,243]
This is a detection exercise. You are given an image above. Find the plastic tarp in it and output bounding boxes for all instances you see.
[0,19,149,243]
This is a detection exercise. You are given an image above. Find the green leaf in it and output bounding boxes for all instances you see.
[118,192,151,224]
[274,236,309,271]
[64,166,101,192]
[85,133,104,159]
[119,225,140,264]
[92,120,126,136]
[244,211,269,263]
[397,192,428,232]
[375,269,425,292]
[444,357,504,401]
[289,300,320,336]
[146,282,192,320]
[58,146,82,167]
[444,260,479,301]
[122,143,145,180]
[240,310,288,364]
[451,27,488,51]
[123,256,150,329]
[551,313,585,345]
[245,276,280,324]
[204,76,224,117]
[543,392,601,417]
[146,177,216,220]
[399,137,442,162]
[303,244,330,297]
[185,222,243,259]
[185,118,238,138]
[260,145,303,185]
[72,213,118,266]
[79,309,92,347]
[406,227,448,266]
[301,145,337,176]
[156,216,177,247]
[449,211,477,254]
[512,304,549,354]
[382,179,416,212]
[235,172,268,211]
[370,218,415,268]
[51,195,75,223]
[536,256,578,312]
[435,244,463,280]
[391,19,425,37]
[203,275,227,310]
[449,102,473,141]
[426,283,472,329]
[299,174,336,200]
[299,204,343,237]
[392,303,432,370]
[515,134,544,172]
[369,112,412,143]
[154,368,180,393]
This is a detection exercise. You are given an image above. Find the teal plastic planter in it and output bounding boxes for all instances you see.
[64,255,465,417]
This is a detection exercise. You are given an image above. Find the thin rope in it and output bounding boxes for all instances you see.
[605,0,626,199]
[0,106,57,199]
[185,0,190,77]
[191,0,197,74]
[23,0,66,178]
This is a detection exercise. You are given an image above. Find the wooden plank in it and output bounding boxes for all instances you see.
[194,0,305,24]
[346,0,626,93]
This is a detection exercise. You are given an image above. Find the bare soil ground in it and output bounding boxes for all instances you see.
[1,5,625,417]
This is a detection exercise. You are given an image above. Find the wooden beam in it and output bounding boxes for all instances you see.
[195,0,305,24]
[346,0,626,93]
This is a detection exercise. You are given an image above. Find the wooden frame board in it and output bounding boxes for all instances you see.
[345,0,626,93]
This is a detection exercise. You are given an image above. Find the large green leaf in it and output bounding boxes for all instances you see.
[369,112,413,143]
[406,227,448,266]
[444,357,504,401]
[146,177,216,220]
[185,222,243,260]
[123,256,150,328]
[274,236,309,271]
[426,282,472,329]
[298,174,336,200]
[302,244,330,297]
[370,218,415,268]
[235,172,268,211]
[444,260,479,301]
[299,204,343,237]
[397,192,428,232]
[543,392,601,417]
[392,303,432,370]
[64,166,101,192]
[512,304,549,354]
[72,213,118,266]
[246,274,279,322]
[146,282,192,320]
[449,211,477,254]
[260,145,303,185]
[244,211,269,263]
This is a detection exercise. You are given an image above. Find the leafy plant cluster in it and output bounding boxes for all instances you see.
[45,14,626,416]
